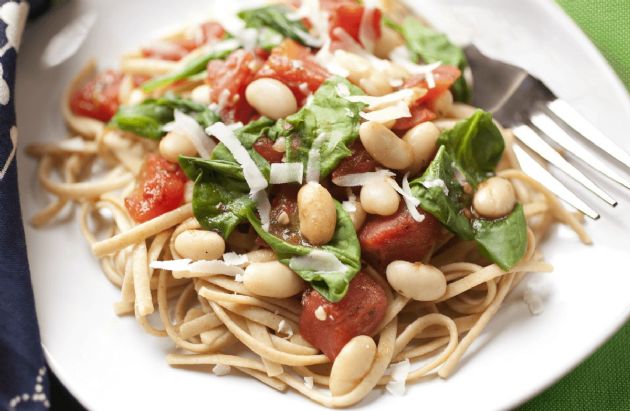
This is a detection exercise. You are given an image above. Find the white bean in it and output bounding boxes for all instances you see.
[245,78,298,120]
[374,26,405,59]
[190,84,212,105]
[348,200,367,231]
[174,230,225,261]
[428,90,454,117]
[298,182,337,245]
[473,176,516,219]
[245,249,276,264]
[329,335,377,396]
[386,261,447,301]
[333,50,372,84]
[159,131,197,163]
[359,70,393,96]
[243,261,305,298]
[359,121,414,170]
[403,121,441,174]
[360,179,400,216]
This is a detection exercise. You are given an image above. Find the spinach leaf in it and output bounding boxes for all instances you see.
[409,146,474,240]
[399,17,470,102]
[438,110,505,187]
[246,202,361,302]
[210,117,276,179]
[141,43,238,92]
[474,204,528,270]
[179,156,254,238]
[238,4,317,48]
[279,77,366,178]
[109,94,220,139]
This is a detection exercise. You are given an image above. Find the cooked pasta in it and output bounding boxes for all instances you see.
[28,0,589,407]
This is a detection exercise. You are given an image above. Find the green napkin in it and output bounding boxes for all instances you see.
[520,1,630,410]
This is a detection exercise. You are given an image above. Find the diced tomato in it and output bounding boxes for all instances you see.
[124,154,188,223]
[255,39,329,103]
[142,22,226,61]
[206,49,263,123]
[359,204,442,270]
[392,66,461,131]
[325,2,382,47]
[300,271,387,359]
[392,105,437,131]
[69,70,125,122]
[331,142,379,180]
[265,185,308,245]
[253,137,284,164]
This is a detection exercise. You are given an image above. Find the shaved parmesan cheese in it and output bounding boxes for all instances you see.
[234,273,244,283]
[251,190,272,231]
[206,122,267,194]
[270,162,304,184]
[236,28,258,51]
[188,260,244,276]
[523,282,546,315]
[360,101,411,123]
[386,359,410,396]
[150,259,191,271]
[212,363,231,376]
[336,82,351,97]
[314,305,327,321]
[342,201,357,213]
[344,88,420,111]
[389,174,425,223]
[332,169,395,187]
[277,320,294,338]
[358,7,377,53]
[163,110,215,158]
[289,250,348,274]
[306,133,328,183]
[304,376,314,389]
[422,178,449,195]
[222,252,248,266]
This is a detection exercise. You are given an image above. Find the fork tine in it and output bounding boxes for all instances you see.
[546,99,630,169]
[530,112,630,190]
[512,145,600,219]
[512,124,618,206]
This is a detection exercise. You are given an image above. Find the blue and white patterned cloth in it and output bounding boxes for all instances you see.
[0,1,51,409]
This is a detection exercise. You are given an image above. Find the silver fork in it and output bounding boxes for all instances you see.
[464,45,630,219]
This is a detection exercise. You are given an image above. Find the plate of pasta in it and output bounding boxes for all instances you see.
[16,0,630,410]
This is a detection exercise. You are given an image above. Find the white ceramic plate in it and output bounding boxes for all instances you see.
[16,1,630,410]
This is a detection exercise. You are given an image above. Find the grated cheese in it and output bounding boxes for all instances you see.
[206,122,268,194]
[222,252,248,266]
[385,359,410,396]
[212,363,231,376]
[344,88,422,111]
[389,174,425,223]
[270,162,304,185]
[150,259,191,271]
[359,101,411,123]
[252,190,272,231]
[289,250,347,274]
[163,110,215,158]
[342,200,357,213]
[314,306,327,321]
[303,376,314,389]
[332,169,395,187]
[306,133,329,183]
[422,178,449,195]
[277,320,294,338]
[187,260,244,276]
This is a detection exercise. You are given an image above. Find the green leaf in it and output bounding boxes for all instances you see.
[280,77,366,178]
[141,44,238,92]
[179,156,254,238]
[258,27,285,51]
[246,202,361,302]
[399,17,470,102]
[474,203,528,270]
[438,110,505,187]
[409,146,474,240]
[237,4,317,48]
[109,94,220,139]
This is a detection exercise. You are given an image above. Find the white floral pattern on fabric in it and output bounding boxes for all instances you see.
[0,125,17,180]
[8,367,50,410]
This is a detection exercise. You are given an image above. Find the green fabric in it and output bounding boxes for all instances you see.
[520,2,630,410]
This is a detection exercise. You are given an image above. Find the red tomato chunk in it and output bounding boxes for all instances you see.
[69,70,124,122]
[206,49,263,123]
[300,272,387,359]
[359,205,441,271]
[125,154,188,223]
[331,142,379,180]
[255,39,329,103]
[326,1,382,47]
